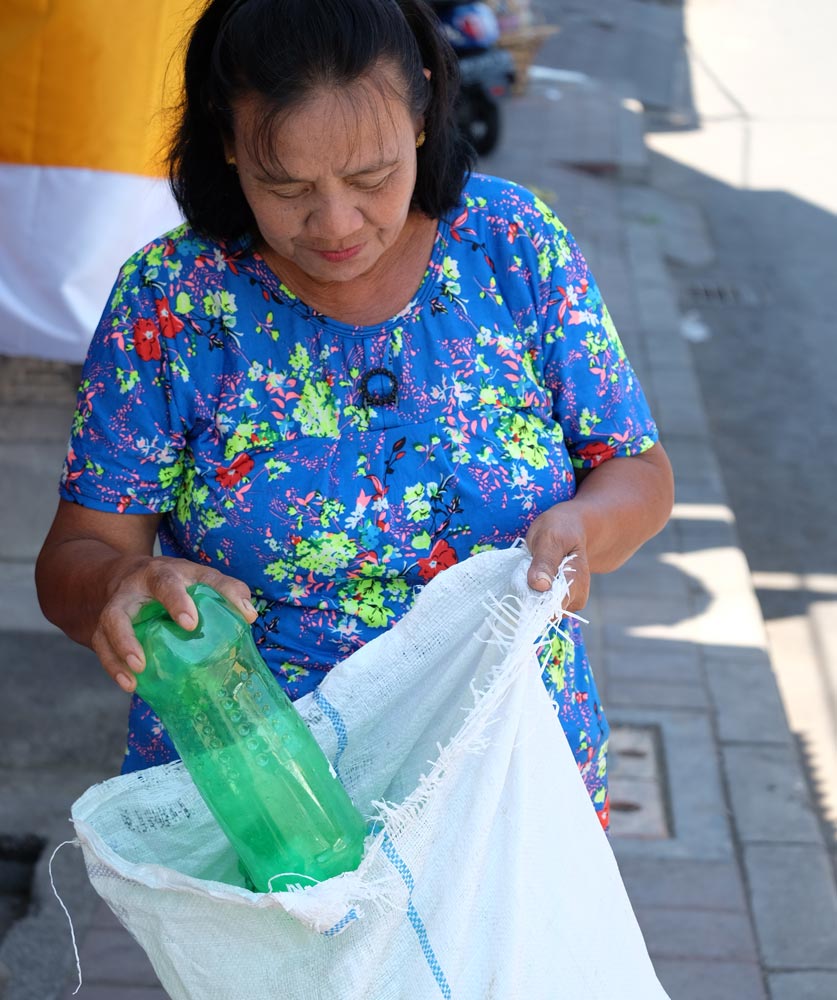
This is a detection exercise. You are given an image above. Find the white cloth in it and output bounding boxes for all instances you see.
[71,546,669,1000]
[0,164,181,361]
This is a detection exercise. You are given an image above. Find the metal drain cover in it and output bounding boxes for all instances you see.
[679,276,765,309]
[608,725,670,838]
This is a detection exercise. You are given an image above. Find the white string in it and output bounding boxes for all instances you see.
[48,839,83,995]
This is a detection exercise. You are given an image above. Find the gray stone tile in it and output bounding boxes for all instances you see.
[636,906,760,961]
[0,402,76,444]
[0,631,126,770]
[744,844,837,969]
[0,440,66,560]
[0,561,61,632]
[667,475,730,506]
[703,648,793,745]
[602,644,702,684]
[722,744,823,844]
[655,959,767,1000]
[593,593,696,629]
[593,555,695,600]
[644,371,712,438]
[621,186,716,271]
[768,971,837,1000]
[671,513,742,555]
[607,677,709,711]
[662,435,726,488]
[615,856,749,912]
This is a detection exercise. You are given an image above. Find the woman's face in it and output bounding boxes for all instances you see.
[229,73,422,287]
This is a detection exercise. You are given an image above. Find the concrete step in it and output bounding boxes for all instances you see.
[549,0,690,114]
[482,71,649,183]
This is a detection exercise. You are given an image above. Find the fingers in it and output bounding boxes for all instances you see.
[94,558,259,691]
[526,552,591,611]
[194,568,258,624]
[524,505,591,611]
[90,623,140,693]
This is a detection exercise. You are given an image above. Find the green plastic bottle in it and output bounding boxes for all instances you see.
[132,583,367,892]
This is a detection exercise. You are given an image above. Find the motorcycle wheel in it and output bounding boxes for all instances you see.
[458,86,501,157]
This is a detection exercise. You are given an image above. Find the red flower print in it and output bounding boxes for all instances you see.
[155,296,184,339]
[416,539,458,582]
[215,452,255,488]
[597,794,610,832]
[576,441,617,467]
[133,318,161,361]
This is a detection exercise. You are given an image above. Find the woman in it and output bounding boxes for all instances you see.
[36,0,673,829]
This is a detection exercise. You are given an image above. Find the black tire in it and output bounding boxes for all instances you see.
[458,86,501,157]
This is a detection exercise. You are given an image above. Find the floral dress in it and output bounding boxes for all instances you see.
[60,173,659,828]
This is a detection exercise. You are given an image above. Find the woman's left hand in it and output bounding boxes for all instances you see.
[522,443,675,613]
[524,501,591,613]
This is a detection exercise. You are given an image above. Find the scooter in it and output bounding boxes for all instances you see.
[432,2,515,156]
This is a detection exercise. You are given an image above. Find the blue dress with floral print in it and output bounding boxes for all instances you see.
[60,173,658,827]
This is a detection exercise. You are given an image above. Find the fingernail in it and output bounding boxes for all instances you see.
[116,672,134,692]
[126,653,144,673]
[177,613,195,629]
[241,599,257,617]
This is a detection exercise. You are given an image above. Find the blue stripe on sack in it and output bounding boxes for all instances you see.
[324,907,359,937]
[381,835,452,999]
[313,688,349,779]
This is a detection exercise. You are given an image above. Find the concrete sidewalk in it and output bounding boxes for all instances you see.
[2,13,837,1000]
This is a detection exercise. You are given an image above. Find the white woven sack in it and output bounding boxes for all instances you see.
[71,546,670,1000]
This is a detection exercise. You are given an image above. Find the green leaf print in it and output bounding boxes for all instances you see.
[288,342,311,376]
[441,255,461,297]
[115,368,140,394]
[344,404,372,432]
[293,380,339,438]
[537,246,552,281]
[391,326,404,357]
[224,420,278,460]
[411,530,432,550]
[146,245,164,267]
[340,578,395,629]
[265,457,290,481]
[540,631,574,694]
[174,456,197,524]
[202,290,237,327]
[602,307,628,361]
[295,532,358,576]
[579,407,601,437]
[175,292,194,314]
[158,458,184,490]
[404,483,432,522]
[584,330,609,357]
[202,508,226,530]
[497,412,550,470]
[265,557,298,583]
[469,542,496,556]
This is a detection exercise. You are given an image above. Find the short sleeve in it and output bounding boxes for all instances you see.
[59,249,188,514]
[534,204,658,468]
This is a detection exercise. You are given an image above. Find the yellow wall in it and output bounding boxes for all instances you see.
[0,0,201,177]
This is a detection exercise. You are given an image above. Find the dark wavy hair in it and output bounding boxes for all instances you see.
[169,0,475,240]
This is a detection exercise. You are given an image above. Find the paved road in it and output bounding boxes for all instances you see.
[643,0,837,858]
[542,0,837,865]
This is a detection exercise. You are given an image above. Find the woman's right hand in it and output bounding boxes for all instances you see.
[36,500,258,693]
[92,554,258,693]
